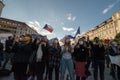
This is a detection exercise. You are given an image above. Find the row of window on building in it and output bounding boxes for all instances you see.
[0,17,38,35]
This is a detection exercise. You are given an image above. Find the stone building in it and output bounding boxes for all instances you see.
[79,10,120,40]
[0,17,38,35]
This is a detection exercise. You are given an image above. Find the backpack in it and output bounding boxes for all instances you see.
[109,46,119,56]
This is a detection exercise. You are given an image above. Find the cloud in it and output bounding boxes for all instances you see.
[26,21,52,35]
[34,21,41,27]
[28,21,34,24]
[26,21,58,39]
[102,4,115,14]
[62,27,74,31]
[67,13,76,21]
[72,30,77,35]
[102,0,119,14]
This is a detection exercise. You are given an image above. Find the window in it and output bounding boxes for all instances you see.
[104,26,106,29]
[18,24,21,26]
[13,23,17,26]
[106,25,109,29]
[7,22,11,25]
[2,21,6,23]
[116,13,119,18]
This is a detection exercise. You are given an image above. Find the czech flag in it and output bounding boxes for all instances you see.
[43,24,53,33]
[60,35,74,43]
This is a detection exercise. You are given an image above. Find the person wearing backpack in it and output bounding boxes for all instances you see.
[108,41,120,80]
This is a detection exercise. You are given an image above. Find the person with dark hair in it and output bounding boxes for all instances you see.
[48,38,61,80]
[2,36,14,69]
[60,38,75,80]
[44,41,50,80]
[93,37,105,80]
[73,38,88,80]
[0,40,3,67]
[12,35,33,80]
[27,37,41,80]
[85,36,93,77]
[35,37,48,80]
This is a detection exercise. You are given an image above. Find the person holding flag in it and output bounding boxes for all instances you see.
[60,37,75,80]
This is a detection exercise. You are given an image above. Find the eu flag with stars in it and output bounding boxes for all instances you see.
[74,27,80,38]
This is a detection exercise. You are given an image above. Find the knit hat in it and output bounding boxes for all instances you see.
[24,36,31,42]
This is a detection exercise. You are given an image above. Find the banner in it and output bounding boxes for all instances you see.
[109,55,120,67]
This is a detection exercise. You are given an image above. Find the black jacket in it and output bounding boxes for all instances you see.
[93,44,105,60]
[73,45,88,62]
[5,39,13,53]
[12,41,33,63]
[0,42,3,52]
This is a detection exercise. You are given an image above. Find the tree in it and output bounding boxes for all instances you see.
[114,32,120,44]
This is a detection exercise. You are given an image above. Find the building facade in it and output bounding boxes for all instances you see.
[0,17,38,35]
[79,10,120,40]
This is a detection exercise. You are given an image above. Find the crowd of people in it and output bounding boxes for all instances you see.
[0,34,120,80]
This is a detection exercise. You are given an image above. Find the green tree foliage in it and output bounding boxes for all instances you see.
[114,32,120,44]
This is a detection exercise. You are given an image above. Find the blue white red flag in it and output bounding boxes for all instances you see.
[43,24,53,33]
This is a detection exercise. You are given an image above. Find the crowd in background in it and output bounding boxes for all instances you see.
[0,34,120,80]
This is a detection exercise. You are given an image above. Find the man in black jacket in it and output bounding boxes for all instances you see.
[2,36,14,69]
[12,35,33,80]
[93,37,105,80]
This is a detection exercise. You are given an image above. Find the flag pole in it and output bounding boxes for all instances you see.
[40,28,43,33]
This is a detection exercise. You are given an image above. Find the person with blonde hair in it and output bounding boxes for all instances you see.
[35,37,48,80]
[60,38,75,80]
[48,38,61,80]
